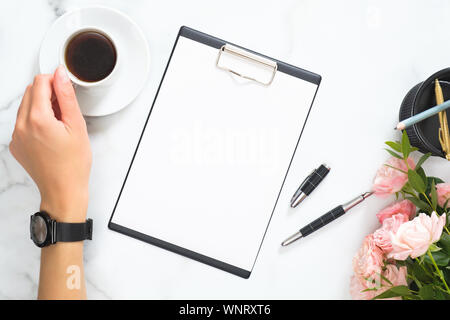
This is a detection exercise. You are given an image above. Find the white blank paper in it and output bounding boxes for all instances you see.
[111,36,318,272]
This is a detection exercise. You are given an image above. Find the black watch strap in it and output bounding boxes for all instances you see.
[55,219,93,242]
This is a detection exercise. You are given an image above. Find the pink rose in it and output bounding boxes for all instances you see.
[436,183,450,208]
[372,157,415,197]
[382,212,410,232]
[373,213,409,253]
[389,212,446,260]
[376,200,416,224]
[373,229,391,253]
[352,234,384,283]
[350,264,407,300]
[350,275,376,300]
[383,264,408,288]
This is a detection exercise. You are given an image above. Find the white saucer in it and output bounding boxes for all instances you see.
[39,6,150,117]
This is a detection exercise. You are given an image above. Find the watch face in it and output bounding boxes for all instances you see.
[31,215,48,245]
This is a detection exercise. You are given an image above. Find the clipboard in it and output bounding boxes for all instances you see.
[108,26,321,278]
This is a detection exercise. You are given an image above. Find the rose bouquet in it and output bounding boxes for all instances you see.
[350,131,450,300]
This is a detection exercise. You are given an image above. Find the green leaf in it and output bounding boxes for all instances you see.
[438,233,450,255]
[431,179,438,210]
[385,141,402,153]
[404,295,422,300]
[372,285,411,300]
[425,177,443,198]
[424,251,450,266]
[416,167,428,187]
[444,268,450,285]
[402,182,415,194]
[428,176,445,185]
[406,259,432,283]
[384,164,407,174]
[434,289,448,300]
[379,273,393,286]
[361,287,378,292]
[406,196,432,213]
[401,130,412,159]
[429,243,442,252]
[396,260,406,267]
[416,153,432,169]
[408,169,426,194]
[418,284,435,300]
[443,199,449,211]
[385,149,403,159]
[419,254,426,264]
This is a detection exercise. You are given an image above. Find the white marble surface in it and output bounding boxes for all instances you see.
[1,0,450,300]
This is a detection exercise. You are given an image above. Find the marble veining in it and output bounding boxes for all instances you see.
[47,0,66,17]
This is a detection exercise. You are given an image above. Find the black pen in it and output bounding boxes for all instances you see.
[290,164,330,208]
[282,191,373,246]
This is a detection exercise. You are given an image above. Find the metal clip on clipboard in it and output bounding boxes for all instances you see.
[216,44,278,86]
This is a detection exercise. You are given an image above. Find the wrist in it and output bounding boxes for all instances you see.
[40,192,88,223]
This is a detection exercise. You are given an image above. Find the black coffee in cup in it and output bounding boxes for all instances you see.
[65,30,117,82]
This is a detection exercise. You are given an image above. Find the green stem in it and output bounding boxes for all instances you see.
[444,226,450,235]
[400,188,419,199]
[427,249,450,294]
[384,164,408,174]
[421,192,436,211]
[436,212,450,235]
[415,258,433,277]
[404,158,411,170]
[403,190,416,197]
[407,274,422,289]
[435,285,450,294]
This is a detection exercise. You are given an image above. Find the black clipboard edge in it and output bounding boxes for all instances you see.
[179,26,321,85]
[108,26,321,279]
[109,222,251,279]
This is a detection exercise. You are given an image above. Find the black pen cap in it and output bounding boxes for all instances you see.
[301,164,330,196]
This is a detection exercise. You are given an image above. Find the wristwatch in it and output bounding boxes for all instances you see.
[30,211,93,248]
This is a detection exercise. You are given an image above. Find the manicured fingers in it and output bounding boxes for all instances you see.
[53,65,83,127]
[51,91,62,121]
[32,74,53,101]
[30,74,54,116]
[25,74,57,129]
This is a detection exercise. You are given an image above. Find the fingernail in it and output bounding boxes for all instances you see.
[56,65,70,83]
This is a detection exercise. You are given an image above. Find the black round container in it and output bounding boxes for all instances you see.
[399,68,450,158]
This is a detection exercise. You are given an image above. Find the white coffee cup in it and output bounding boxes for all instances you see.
[60,26,120,93]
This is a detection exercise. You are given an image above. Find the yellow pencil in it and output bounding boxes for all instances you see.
[435,79,450,160]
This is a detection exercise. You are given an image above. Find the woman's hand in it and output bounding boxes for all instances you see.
[9,66,91,299]
[9,65,92,222]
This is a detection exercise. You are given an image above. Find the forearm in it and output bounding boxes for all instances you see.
[37,199,88,300]
[38,242,86,300]
[10,67,92,300]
